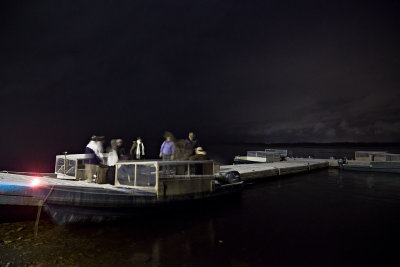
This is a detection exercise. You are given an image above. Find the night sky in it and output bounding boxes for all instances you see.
[0,0,399,171]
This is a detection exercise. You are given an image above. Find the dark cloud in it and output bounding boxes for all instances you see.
[0,0,399,170]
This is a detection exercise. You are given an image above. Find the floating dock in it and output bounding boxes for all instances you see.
[218,158,334,181]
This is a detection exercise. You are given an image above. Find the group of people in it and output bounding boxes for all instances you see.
[84,136,145,184]
[85,136,145,164]
[159,132,208,161]
[84,132,208,184]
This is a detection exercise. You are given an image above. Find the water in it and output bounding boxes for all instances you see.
[1,145,400,266]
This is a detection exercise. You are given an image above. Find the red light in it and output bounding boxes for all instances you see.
[31,178,40,187]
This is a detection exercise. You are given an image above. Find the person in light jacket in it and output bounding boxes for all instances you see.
[160,135,175,174]
[106,139,118,185]
[160,135,175,160]
[84,136,102,182]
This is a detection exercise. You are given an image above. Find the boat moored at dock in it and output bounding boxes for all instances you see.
[0,155,243,225]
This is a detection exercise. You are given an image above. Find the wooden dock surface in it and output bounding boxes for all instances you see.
[218,158,333,181]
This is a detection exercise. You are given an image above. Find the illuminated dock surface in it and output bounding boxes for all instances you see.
[218,158,334,181]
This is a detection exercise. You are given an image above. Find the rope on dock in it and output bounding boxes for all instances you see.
[34,185,55,238]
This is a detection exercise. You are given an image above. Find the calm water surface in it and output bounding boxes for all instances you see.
[1,145,400,266]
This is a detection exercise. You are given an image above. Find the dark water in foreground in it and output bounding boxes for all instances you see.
[1,145,400,266]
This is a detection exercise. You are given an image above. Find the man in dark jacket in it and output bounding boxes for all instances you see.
[116,139,127,160]
[189,147,212,174]
[130,137,145,160]
[189,147,209,161]
[185,132,200,156]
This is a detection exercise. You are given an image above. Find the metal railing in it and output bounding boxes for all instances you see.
[55,153,109,179]
[265,149,288,157]
[114,160,215,188]
[354,151,400,162]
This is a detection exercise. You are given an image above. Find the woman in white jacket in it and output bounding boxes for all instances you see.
[106,139,118,184]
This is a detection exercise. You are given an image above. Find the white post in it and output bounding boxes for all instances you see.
[155,162,159,198]
[63,152,67,175]
[134,164,137,186]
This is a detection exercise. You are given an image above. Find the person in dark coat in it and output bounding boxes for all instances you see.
[116,139,127,160]
[185,132,200,156]
[130,137,145,160]
[189,147,209,161]
[189,147,212,174]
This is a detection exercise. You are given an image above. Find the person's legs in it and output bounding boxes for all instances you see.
[162,154,172,174]
[107,166,116,185]
[85,164,97,182]
[96,165,108,184]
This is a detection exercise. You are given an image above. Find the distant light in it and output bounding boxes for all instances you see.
[31,178,40,187]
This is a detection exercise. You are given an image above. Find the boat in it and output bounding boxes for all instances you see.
[342,151,400,174]
[0,154,243,224]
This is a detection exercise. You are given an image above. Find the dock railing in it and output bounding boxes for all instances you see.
[115,160,215,198]
[247,151,281,162]
[265,149,288,158]
[55,153,109,180]
[55,154,89,179]
[354,151,400,162]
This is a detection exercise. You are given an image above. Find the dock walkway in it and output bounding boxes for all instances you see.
[218,158,332,181]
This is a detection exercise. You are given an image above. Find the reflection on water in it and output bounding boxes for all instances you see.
[366,175,375,189]
[337,170,344,188]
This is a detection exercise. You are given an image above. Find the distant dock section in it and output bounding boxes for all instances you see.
[343,151,400,173]
[218,158,333,182]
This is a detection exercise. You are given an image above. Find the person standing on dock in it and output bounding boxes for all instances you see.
[185,132,200,156]
[130,137,145,160]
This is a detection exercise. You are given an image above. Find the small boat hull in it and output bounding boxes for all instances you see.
[44,183,243,225]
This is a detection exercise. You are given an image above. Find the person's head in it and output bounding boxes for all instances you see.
[116,139,123,147]
[163,131,174,141]
[98,136,105,144]
[91,135,98,141]
[188,132,195,141]
[110,139,117,149]
[195,147,206,155]
[137,137,142,142]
